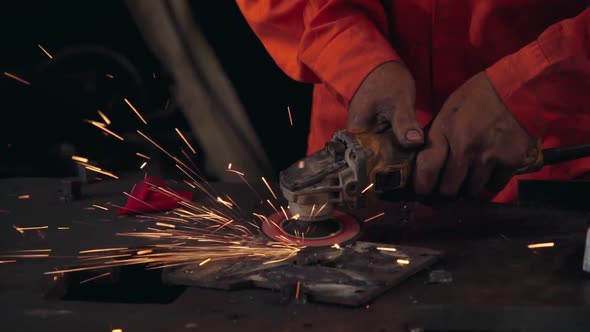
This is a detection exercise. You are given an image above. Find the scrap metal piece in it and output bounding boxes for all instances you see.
[583,227,590,273]
[163,241,441,306]
[428,269,453,284]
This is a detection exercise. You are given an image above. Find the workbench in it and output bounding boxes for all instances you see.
[1,177,590,332]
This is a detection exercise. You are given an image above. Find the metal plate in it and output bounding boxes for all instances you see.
[163,241,441,306]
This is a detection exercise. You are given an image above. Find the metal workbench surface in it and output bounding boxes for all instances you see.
[1,177,590,332]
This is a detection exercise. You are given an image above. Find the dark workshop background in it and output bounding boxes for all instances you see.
[0,1,312,178]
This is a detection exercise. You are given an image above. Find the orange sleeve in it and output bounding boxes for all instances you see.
[486,7,590,139]
[236,0,401,103]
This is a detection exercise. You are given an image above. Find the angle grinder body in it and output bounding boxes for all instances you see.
[279,130,416,222]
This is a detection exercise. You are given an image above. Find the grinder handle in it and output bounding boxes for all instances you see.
[486,140,590,193]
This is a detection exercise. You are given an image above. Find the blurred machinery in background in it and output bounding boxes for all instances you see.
[126,0,272,181]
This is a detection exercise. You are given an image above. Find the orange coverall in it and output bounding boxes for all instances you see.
[237,1,590,202]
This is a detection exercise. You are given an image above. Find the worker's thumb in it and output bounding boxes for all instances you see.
[391,101,424,148]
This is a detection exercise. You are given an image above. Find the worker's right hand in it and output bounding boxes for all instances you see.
[347,61,424,148]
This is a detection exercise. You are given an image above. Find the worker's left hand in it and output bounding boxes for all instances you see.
[413,71,535,198]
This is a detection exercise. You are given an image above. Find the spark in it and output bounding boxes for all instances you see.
[397,259,410,265]
[295,280,301,299]
[261,177,277,200]
[86,120,124,141]
[5,249,51,253]
[183,180,196,189]
[97,110,111,125]
[216,197,233,209]
[280,206,289,220]
[287,106,293,126]
[71,155,89,163]
[92,204,109,211]
[292,213,300,220]
[79,272,111,284]
[175,128,196,154]
[364,212,385,223]
[331,243,342,250]
[18,195,30,199]
[84,165,119,179]
[361,183,374,194]
[227,169,244,176]
[376,246,397,252]
[0,260,16,264]
[79,248,128,254]
[4,72,30,85]
[228,163,232,170]
[314,202,329,217]
[137,249,153,255]
[140,161,147,169]
[0,254,48,258]
[124,98,147,125]
[298,160,305,168]
[57,227,70,230]
[266,199,279,214]
[37,44,53,59]
[310,204,316,218]
[156,222,176,228]
[105,74,114,79]
[136,152,151,160]
[527,242,555,249]
[199,258,211,266]
[13,225,48,233]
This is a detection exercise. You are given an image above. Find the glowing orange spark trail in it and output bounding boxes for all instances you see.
[261,177,278,199]
[140,161,147,169]
[71,156,88,163]
[287,106,293,126]
[175,128,196,154]
[105,74,114,79]
[267,199,279,214]
[37,44,53,59]
[280,206,289,220]
[295,280,301,299]
[79,272,111,284]
[361,183,374,193]
[4,72,30,85]
[528,242,554,249]
[156,222,176,228]
[13,225,48,233]
[92,204,108,211]
[97,110,111,125]
[376,246,397,252]
[84,166,119,179]
[364,212,385,223]
[79,248,128,254]
[136,152,151,160]
[227,169,244,176]
[18,195,30,199]
[124,98,147,124]
[86,120,124,141]
[199,258,211,266]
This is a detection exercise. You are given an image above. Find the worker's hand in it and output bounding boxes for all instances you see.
[348,61,424,148]
[414,71,535,198]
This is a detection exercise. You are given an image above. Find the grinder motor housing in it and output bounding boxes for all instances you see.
[280,130,416,221]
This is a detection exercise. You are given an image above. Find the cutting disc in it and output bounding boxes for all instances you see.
[261,210,361,247]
